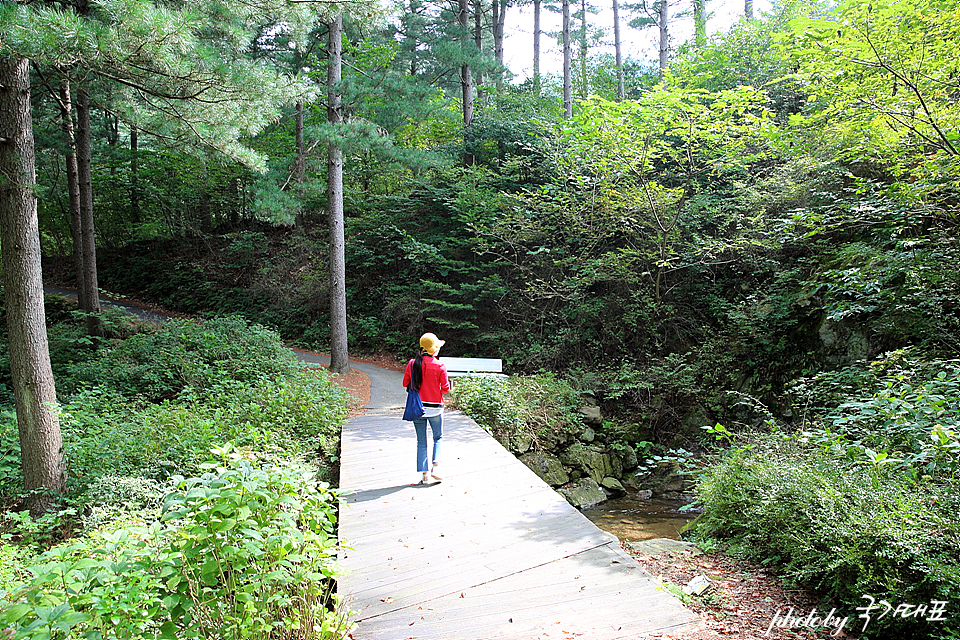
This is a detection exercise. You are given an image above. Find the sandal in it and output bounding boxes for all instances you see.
[430,464,442,482]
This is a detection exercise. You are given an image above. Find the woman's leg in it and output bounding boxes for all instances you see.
[428,413,443,478]
[413,418,429,474]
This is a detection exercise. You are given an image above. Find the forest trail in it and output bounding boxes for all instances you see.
[338,407,701,639]
[44,286,701,638]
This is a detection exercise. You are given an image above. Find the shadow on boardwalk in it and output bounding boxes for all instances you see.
[338,411,701,640]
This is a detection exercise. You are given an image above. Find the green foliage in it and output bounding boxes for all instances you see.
[0,453,349,640]
[56,370,347,491]
[786,0,960,184]
[66,316,300,401]
[692,436,960,638]
[789,349,960,478]
[449,374,584,450]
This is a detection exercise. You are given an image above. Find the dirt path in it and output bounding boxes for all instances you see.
[628,545,850,639]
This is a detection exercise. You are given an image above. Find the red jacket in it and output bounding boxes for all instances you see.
[403,355,451,404]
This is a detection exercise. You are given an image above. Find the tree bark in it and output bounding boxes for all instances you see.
[579,0,588,98]
[613,0,624,100]
[693,0,706,48]
[745,0,753,19]
[0,57,66,517]
[75,85,103,337]
[327,14,350,375]
[533,0,541,95]
[474,0,485,108]
[495,0,507,66]
[459,0,474,128]
[58,79,85,303]
[657,0,669,80]
[408,0,422,76]
[562,0,572,118]
[130,124,140,225]
[294,100,306,186]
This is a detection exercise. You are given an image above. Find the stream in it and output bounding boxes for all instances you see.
[582,495,695,542]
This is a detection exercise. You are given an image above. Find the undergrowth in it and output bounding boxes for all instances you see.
[691,349,960,640]
[0,306,353,639]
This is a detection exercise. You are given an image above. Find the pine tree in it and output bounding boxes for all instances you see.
[0,57,66,516]
[327,13,350,375]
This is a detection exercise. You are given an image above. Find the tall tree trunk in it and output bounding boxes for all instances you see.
[495,0,507,66]
[408,0,422,76]
[579,0,588,98]
[327,14,350,375]
[459,0,474,128]
[0,57,66,517]
[562,0,572,118]
[294,100,306,185]
[130,124,140,225]
[693,0,706,48]
[657,0,669,80]
[612,0,624,100]
[474,0,485,108]
[533,0,541,95]
[58,79,84,303]
[75,85,103,337]
[199,184,212,234]
[745,0,753,19]
[293,99,306,225]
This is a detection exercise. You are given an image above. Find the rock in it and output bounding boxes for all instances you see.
[609,452,623,479]
[626,538,697,556]
[600,477,625,493]
[558,478,606,509]
[578,405,602,426]
[635,489,653,500]
[681,405,712,433]
[658,491,697,504]
[640,461,688,495]
[560,443,613,484]
[512,431,534,454]
[538,428,562,450]
[581,392,598,406]
[619,445,638,471]
[581,426,596,443]
[818,317,872,365]
[519,452,569,487]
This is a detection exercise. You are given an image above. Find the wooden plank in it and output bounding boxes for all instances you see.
[337,410,702,639]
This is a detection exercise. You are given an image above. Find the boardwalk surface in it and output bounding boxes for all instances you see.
[338,409,701,640]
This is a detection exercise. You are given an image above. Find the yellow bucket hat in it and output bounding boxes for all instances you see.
[419,332,445,355]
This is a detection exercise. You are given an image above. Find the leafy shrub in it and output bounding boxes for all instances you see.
[66,316,300,402]
[78,475,168,531]
[788,349,960,478]
[0,414,22,499]
[0,453,349,640]
[449,374,583,449]
[56,369,348,492]
[692,436,960,639]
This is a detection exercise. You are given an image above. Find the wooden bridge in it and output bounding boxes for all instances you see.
[337,409,701,640]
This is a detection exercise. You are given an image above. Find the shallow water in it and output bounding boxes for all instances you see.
[582,496,695,542]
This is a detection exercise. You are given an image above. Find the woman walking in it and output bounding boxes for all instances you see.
[402,332,451,485]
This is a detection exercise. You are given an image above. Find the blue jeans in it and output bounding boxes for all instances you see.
[413,414,443,473]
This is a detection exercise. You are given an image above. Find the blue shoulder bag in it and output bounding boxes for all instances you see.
[402,384,424,421]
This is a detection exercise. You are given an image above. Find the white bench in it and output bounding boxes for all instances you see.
[440,357,505,378]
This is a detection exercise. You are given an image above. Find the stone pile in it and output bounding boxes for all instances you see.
[493,395,694,509]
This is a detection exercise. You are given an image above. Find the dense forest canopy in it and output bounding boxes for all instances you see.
[6,0,960,476]
[1,0,959,637]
